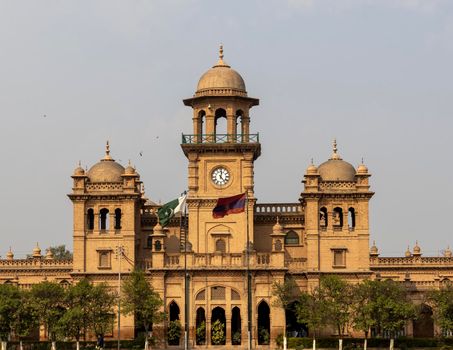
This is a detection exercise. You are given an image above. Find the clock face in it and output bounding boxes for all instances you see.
[211,167,230,186]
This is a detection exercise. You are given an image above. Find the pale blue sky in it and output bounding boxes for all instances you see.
[0,0,452,257]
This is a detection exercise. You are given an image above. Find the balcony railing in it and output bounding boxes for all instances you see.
[182,133,259,144]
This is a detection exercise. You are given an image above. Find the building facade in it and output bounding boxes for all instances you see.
[1,47,453,346]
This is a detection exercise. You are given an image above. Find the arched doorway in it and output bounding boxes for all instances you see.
[286,301,308,337]
[257,301,270,345]
[168,301,181,345]
[196,307,206,345]
[211,307,226,345]
[231,307,241,345]
[413,304,434,337]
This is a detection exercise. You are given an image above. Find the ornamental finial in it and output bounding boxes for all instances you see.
[219,44,224,60]
[331,138,341,160]
[103,141,113,161]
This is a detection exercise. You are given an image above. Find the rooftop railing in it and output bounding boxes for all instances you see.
[182,133,259,144]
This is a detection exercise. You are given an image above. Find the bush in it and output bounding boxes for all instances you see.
[196,321,206,345]
[211,320,225,345]
[167,320,181,346]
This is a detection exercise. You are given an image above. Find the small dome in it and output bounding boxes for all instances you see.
[370,241,379,256]
[318,139,356,182]
[6,248,13,261]
[413,241,421,255]
[405,246,412,257]
[45,249,54,260]
[195,46,247,97]
[306,161,318,175]
[153,222,163,234]
[87,142,125,183]
[73,162,85,176]
[272,217,283,234]
[445,246,452,258]
[357,162,368,174]
[32,243,41,258]
[124,161,136,175]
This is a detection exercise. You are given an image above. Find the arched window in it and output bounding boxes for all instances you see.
[99,208,109,231]
[333,207,343,228]
[285,230,299,245]
[257,301,270,345]
[232,307,242,345]
[198,110,206,137]
[215,238,226,253]
[319,207,328,228]
[235,110,244,141]
[114,208,121,230]
[274,239,283,251]
[155,240,162,251]
[87,208,94,230]
[211,307,226,345]
[196,308,206,345]
[348,208,355,229]
[196,289,206,300]
[214,108,227,138]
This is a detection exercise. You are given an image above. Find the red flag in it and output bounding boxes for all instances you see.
[212,193,246,218]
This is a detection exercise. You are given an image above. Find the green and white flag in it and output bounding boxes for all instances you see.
[157,193,188,227]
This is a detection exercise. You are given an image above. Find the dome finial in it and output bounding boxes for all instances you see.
[214,44,229,68]
[103,141,113,161]
[330,138,341,160]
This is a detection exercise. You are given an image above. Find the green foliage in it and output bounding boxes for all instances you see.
[370,280,416,337]
[30,281,66,341]
[317,275,355,337]
[167,320,181,345]
[232,330,242,345]
[196,321,206,345]
[88,283,116,337]
[351,280,377,338]
[49,245,73,260]
[121,269,164,336]
[56,279,93,341]
[272,277,298,310]
[0,284,22,340]
[258,327,270,345]
[428,283,453,333]
[296,289,328,338]
[276,333,284,348]
[210,319,225,345]
[12,290,39,340]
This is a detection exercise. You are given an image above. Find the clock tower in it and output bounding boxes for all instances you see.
[181,46,260,255]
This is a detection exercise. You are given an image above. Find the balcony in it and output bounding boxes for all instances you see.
[181,133,259,144]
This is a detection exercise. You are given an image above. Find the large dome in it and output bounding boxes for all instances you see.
[318,140,356,182]
[318,159,356,182]
[195,45,247,97]
[87,143,125,183]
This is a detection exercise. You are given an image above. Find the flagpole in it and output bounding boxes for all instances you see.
[246,191,252,350]
[182,191,189,350]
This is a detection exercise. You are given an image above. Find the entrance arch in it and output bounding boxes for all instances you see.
[413,304,434,337]
[211,306,226,345]
[257,300,270,345]
[286,301,308,337]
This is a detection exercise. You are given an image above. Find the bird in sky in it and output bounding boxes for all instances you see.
[139,151,143,157]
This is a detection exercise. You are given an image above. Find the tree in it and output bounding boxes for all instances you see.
[351,280,379,350]
[427,282,453,335]
[317,275,355,339]
[11,290,39,350]
[296,288,328,349]
[0,284,22,341]
[122,270,164,349]
[30,281,66,341]
[272,277,298,350]
[167,320,181,346]
[56,279,94,350]
[88,283,115,339]
[49,245,73,260]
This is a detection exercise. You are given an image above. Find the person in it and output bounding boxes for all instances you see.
[97,334,104,350]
